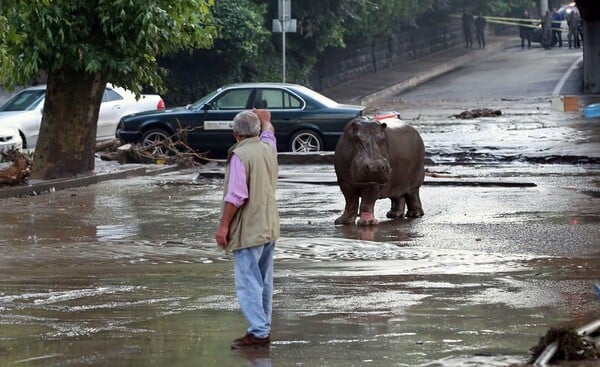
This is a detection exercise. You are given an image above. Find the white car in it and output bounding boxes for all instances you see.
[0,84,165,149]
[0,126,23,154]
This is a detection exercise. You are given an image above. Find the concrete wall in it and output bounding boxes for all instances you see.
[310,20,462,91]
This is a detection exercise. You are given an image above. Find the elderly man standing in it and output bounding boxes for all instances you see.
[215,109,280,349]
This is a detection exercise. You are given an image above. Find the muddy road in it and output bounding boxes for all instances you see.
[1,149,598,367]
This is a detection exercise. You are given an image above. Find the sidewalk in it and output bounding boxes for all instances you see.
[321,35,515,105]
[0,161,179,199]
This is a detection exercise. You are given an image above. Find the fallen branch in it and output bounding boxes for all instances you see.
[99,120,225,167]
[0,149,32,186]
[95,138,122,153]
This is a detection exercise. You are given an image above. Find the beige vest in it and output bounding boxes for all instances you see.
[223,137,280,251]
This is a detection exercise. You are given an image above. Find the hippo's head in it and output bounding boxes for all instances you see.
[343,117,391,185]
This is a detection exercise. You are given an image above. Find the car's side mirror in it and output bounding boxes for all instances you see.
[202,102,214,111]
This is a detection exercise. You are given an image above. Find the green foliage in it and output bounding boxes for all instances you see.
[341,0,451,38]
[213,0,270,58]
[0,0,216,95]
[454,0,536,15]
[159,0,271,105]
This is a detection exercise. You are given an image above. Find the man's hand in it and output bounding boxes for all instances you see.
[215,202,239,250]
[253,108,275,133]
[253,108,271,123]
[215,225,229,249]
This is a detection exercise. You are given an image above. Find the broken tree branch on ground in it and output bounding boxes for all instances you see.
[97,121,225,168]
[0,149,32,186]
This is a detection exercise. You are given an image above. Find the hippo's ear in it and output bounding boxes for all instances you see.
[380,122,387,129]
[347,120,361,134]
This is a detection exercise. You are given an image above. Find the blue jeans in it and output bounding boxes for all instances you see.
[233,241,274,338]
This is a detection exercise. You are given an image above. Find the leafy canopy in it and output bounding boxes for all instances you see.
[0,0,216,95]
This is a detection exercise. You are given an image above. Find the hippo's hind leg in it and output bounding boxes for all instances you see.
[335,183,360,225]
[386,197,406,219]
[405,188,424,218]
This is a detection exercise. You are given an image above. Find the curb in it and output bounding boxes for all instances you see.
[0,164,179,199]
[356,39,512,105]
[357,56,473,105]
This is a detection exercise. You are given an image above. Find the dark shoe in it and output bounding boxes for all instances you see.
[231,333,270,349]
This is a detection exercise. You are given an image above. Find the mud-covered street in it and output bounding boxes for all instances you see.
[1,100,599,366]
[1,42,599,366]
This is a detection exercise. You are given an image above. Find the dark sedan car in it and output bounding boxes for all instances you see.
[116,83,365,155]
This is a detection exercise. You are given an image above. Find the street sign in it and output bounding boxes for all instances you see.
[272,19,297,33]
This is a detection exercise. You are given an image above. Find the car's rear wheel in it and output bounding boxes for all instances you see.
[290,130,323,152]
[142,128,177,155]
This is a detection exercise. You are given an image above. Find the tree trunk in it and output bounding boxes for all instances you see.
[582,20,600,93]
[577,0,600,94]
[31,71,107,180]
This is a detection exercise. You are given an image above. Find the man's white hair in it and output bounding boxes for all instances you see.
[233,111,261,137]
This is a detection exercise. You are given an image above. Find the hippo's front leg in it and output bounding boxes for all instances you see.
[386,197,406,219]
[357,186,380,225]
[335,182,360,225]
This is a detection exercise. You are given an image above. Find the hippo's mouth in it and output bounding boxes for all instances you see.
[350,159,391,185]
[350,172,390,185]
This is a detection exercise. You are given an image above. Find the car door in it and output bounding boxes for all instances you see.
[259,88,304,151]
[189,87,254,155]
[97,88,123,140]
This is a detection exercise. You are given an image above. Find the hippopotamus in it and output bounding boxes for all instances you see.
[334,116,425,225]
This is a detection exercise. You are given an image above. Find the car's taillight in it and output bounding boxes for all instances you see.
[157,99,165,109]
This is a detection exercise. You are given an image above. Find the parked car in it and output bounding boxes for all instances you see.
[0,84,165,149]
[0,126,23,154]
[116,82,366,155]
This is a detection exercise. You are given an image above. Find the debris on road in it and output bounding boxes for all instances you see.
[583,103,600,119]
[424,168,460,178]
[452,108,502,119]
[529,320,600,365]
[96,129,220,168]
[0,149,32,186]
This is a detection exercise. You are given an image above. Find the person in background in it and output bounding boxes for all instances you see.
[519,10,532,49]
[462,10,474,48]
[576,13,583,47]
[566,9,581,49]
[551,7,563,48]
[215,109,279,350]
[475,13,487,49]
[541,10,553,50]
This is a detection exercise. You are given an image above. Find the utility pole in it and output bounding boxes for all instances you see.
[540,0,549,16]
[272,0,296,83]
[281,0,287,83]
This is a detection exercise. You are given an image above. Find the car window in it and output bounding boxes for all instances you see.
[215,89,251,110]
[294,85,339,108]
[103,88,124,102]
[0,89,45,111]
[261,89,303,109]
